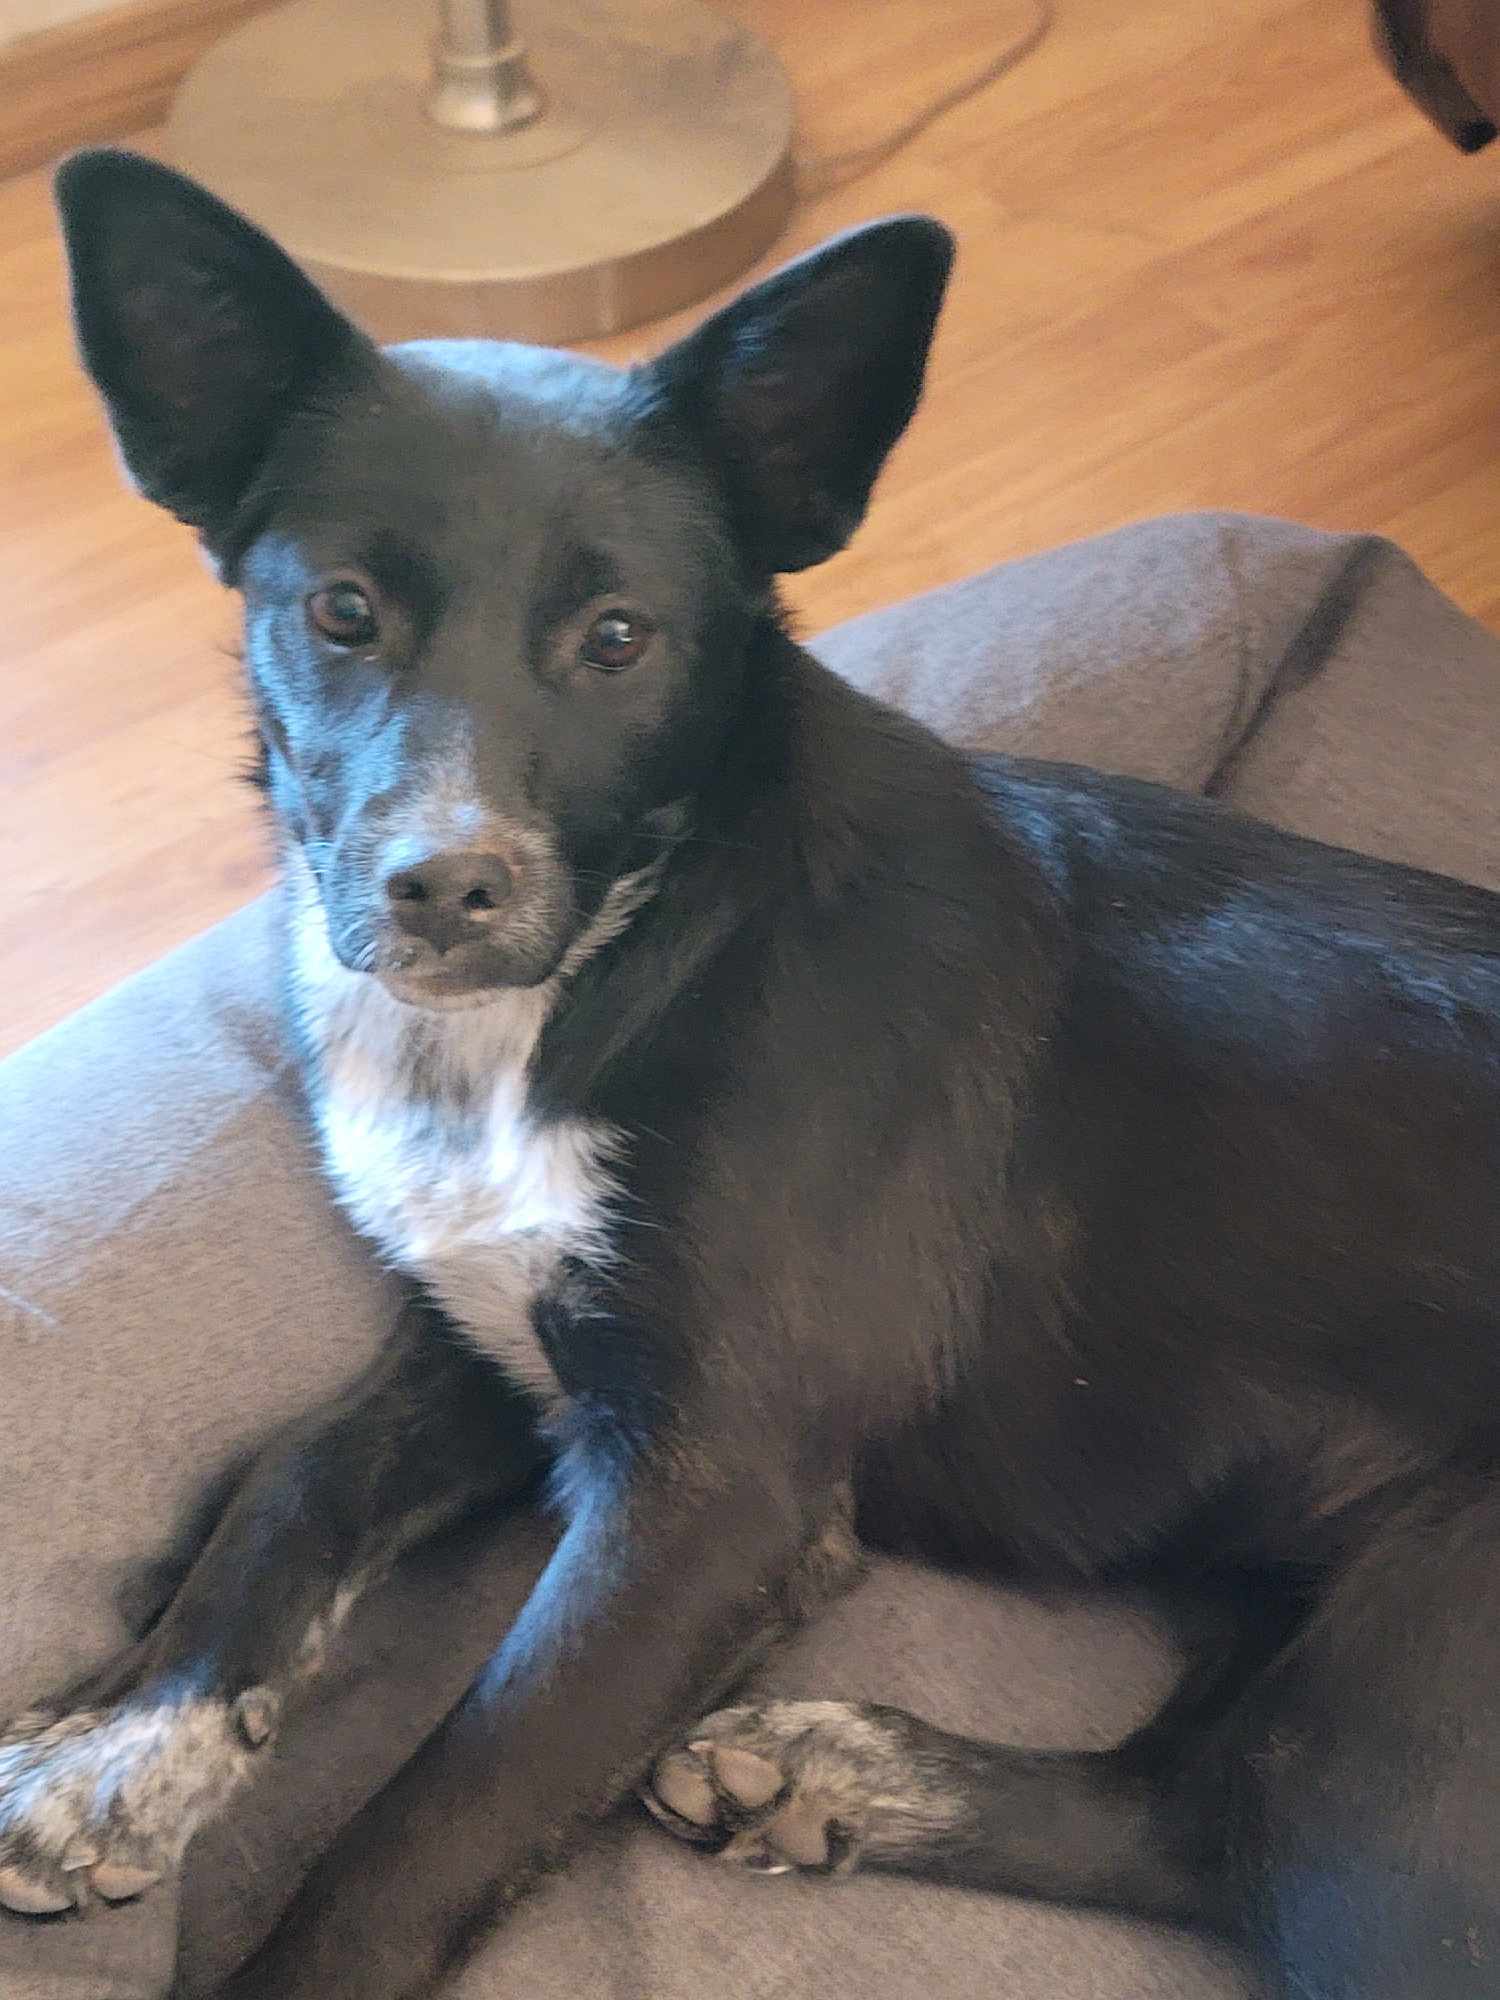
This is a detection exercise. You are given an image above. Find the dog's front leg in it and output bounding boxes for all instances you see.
[218,1432,837,2000]
[0,1295,545,1919]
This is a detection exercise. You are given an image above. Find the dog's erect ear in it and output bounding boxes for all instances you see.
[645,216,953,574]
[54,149,369,536]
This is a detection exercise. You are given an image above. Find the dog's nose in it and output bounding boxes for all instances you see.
[383,848,517,954]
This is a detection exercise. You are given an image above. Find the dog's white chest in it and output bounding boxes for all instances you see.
[288,890,614,1404]
[320,1079,609,1403]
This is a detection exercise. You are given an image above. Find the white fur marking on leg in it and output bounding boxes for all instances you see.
[0,1695,260,1912]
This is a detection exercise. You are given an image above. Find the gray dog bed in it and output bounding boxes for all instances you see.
[4,512,1500,2000]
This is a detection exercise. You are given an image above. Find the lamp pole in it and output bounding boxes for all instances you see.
[428,0,545,133]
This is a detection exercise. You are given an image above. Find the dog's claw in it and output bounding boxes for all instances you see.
[737,1847,794,1874]
[232,1687,280,1749]
[0,1864,76,1915]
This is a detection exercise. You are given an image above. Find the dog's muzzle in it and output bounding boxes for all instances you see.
[372,834,566,997]
[310,807,577,1000]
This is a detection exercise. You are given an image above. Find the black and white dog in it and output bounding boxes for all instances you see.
[5,148,1500,1998]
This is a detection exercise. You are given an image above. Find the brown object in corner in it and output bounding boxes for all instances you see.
[0,0,275,181]
[1374,0,1499,150]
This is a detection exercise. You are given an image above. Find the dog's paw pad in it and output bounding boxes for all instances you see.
[89,1862,163,1905]
[650,1749,720,1828]
[0,1694,266,1918]
[0,1862,77,1916]
[644,1699,955,1879]
[698,1743,783,1811]
[722,1796,853,1873]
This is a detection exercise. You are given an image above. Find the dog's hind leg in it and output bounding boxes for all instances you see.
[650,1486,1500,1998]
[641,1567,1301,1925]
[644,1693,1217,1923]
[1189,1478,1500,1998]
[0,1293,545,1919]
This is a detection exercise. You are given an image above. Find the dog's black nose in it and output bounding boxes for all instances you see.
[383,848,517,955]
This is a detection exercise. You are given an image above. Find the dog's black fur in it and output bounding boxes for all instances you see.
[13,147,1500,1997]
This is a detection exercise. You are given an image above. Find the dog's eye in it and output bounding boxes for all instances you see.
[307,581,380,649]
[581,609,654,673]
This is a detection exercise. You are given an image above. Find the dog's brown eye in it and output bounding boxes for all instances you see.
[308,581,379,649]
[581,609,653,673]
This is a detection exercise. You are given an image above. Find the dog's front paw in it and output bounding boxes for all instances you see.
[643,1699,965,1877]
[0,1688,279,1916]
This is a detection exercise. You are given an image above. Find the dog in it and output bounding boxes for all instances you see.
[3,145,1499,1999]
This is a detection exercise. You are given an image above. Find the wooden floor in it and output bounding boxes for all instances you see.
[2,0,1497,1058]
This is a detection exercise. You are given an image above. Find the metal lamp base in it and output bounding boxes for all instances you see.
[166,0,796,343]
